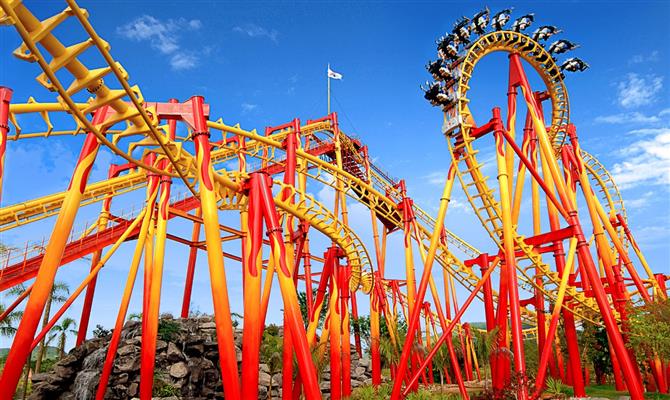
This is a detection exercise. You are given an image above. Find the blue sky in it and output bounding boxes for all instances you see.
[1,1,669,351]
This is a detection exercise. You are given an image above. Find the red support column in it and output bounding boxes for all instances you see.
[180,208,202,318]
[0,108,107,397]
[341,264,353,397]
[77,162,129,345]
[189,95,241,400]
[252,172,321,399]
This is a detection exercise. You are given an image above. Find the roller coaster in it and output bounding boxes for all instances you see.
[0,2,667,399]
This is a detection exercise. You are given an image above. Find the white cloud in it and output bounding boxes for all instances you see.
[627,127,670,136]
[423,170,448,185]
[629,50,659,64]
[233,24,279,43]
[624,191,654,209]
[241,103,258,113]
[631,225,670,247]
[117,15,202,70]
[594,112,660,124]
[170,53,198,70]
[616,73,663,108]
[611,131,670,189]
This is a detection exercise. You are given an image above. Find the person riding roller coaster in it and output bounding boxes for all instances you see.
[512,13,534,32]
[560,57,589,72]
[548,39,580,54]
[436,34,459,61]
[470,8,490,35]
[491,8,513,31]
[426,59,452,82]
[532,25,561,41]
[452,17,471,44]
[422,81,457,110]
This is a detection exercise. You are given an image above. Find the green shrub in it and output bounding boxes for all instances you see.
[157,319,181,342]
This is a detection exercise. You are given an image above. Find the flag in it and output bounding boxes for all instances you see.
[327,66,343,80]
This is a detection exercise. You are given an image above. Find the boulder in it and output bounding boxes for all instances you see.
[168,362,189,379]
[259,371,272,387]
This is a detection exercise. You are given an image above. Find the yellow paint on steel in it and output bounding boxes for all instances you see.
[446,31,607,324]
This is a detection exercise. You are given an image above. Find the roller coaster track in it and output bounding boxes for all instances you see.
[447,31,608,322]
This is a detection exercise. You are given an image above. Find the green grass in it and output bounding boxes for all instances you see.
[351,383,670,400]
[560,384,670,400]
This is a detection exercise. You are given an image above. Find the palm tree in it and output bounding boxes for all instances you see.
[34,281,70,373]
[473,327,499,390]
[430,335,451,389]
[47,318,78,359]
[0,303,23,338]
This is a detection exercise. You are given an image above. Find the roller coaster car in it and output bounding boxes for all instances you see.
[532,25,561,42]
[560,57,589,72]
[452,17,471,43]
[491,9,513,31]
[511,13,534,32]
[548,39,579,55]
[470,8,490,35]
[426,59,451,81]
[422,82,457,108]
[436,34,459,61]
[442,112,462,137]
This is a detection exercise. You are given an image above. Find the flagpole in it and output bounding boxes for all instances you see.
[327,63,331,114]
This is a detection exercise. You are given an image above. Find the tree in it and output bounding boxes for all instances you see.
[127,312,142,321]
[430,334,451,388]
[297,291,328,329]
[92,324,111,338]
[260,324,283,400]
[626,298,670,360]
[473,327,499,390]
[47,318,78,359]
[34,281,70,373]
[581,323,612,384]
[0,302,23,337]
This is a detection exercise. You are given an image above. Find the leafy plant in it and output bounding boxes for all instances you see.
[626,298,670,360]
[47,317,77,359]
[92,324,111,338]
[544,377,566,399]
[260,324,283,400]
[157,318,181,342]
[297,291,329,329]
[153,370,180,397]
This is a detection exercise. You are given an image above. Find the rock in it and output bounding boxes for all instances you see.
[115,355,140,372]
[117,344,137,357]
[199,321,216,330]
[353,366,367,377]
[155,340,168,352]
[258,385,268,398]
[59,354,79,367]
[259,371,272,386]
[28,382,60,399]
[271,373,282,386]
[127,382,139,397]
[357,356,371,368]
[320,381,331,392]
[185,338,204,356]
[166,342,183,361]
[169,362,189,379]
[259,363,270,373]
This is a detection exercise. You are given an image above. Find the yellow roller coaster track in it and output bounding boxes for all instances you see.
[447,30,612,323]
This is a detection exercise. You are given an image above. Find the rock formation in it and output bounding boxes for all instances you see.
[29,316,373,399]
